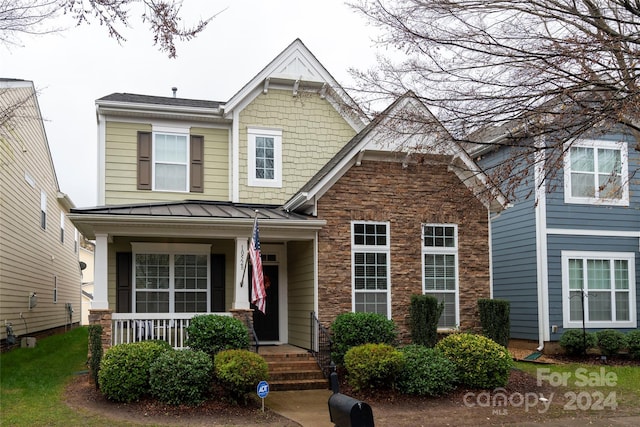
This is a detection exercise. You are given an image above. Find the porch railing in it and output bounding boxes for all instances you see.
[111,313,232,349]
[309,311,333,378]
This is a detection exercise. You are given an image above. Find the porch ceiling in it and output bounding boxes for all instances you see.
[69,200,325,240]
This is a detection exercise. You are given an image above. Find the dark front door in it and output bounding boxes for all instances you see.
[250,264,279,341]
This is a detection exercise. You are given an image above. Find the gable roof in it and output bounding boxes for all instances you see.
[223,38,367,132]
[284,92,508,214]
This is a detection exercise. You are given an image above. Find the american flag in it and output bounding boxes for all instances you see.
[249,217,266,314]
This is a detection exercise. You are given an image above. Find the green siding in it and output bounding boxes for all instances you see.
[287,241,315,348]
[104,122,229,205]
[239,89,356,204]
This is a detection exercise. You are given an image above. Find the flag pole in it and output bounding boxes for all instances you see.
[239,211,259,288]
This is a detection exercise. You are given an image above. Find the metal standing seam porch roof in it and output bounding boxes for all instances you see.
[69,200,323,240]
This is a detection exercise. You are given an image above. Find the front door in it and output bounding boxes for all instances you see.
[250,264,279,341]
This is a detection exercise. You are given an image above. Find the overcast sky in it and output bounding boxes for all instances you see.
[1,0,384,208]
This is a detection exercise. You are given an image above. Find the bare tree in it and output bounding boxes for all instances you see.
[349,0,640,198]
[1,0,220,58]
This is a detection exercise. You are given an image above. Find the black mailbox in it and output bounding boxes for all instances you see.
[328,392,374,427]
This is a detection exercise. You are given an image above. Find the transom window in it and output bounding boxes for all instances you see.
[154,132,189,191]
[351,222,390,318]
[248,128,282,188]
[564,139,628,206]
[562,251,636,329]
[132,243,210,314]
[422,224,459,329]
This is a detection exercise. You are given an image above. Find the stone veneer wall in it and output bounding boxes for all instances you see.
[316,157,491,343]
[88,309,112,355]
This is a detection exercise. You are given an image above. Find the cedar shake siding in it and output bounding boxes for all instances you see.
[316,157,491,343]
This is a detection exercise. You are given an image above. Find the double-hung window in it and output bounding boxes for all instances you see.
[248,128,282,188]
[422,224,459,329]
[562,251,636,328]
[351,222,391,318]
[132,243,210,313]
[564,139,628,205]
[154,132,189,192]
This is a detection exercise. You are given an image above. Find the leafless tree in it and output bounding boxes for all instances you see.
[0,0,220,58]
[349,0,640,199]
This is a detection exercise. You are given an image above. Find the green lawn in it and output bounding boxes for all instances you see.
[515,360,640,410]
[0,327,137,427]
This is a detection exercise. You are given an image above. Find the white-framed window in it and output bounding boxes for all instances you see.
[40,191,47,230]
[248,128,282,188]
[564,139,628,206]
[422,224,459,329]
[561,251,636,329]
[351,221,391,318]
[153,128,189,192]
[60,212,65,243]
[131,243,211,313]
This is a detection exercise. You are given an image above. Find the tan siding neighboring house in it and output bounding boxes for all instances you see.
[1,79,81,345]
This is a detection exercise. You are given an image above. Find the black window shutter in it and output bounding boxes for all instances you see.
[190,135,204,193]
[137,132,152,190]
[116,252,132,313]
[211,254,225,312]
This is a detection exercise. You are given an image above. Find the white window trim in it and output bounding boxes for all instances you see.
[152,125,190,193]
[350,221,392,319]
[563,139,629,206]
[421,224,460,330]
[247,127,282,188]
[131,243,211,314]
[561,250,637,329]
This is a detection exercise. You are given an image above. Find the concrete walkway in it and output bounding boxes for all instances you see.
[265,389,334,427]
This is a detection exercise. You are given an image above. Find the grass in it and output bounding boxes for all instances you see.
[0,327,137,427]
[515,361,640,410]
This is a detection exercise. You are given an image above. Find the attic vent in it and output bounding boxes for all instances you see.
[172,87,177,98]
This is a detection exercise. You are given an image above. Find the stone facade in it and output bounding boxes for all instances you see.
[316,156,491,343]
[89,309,113,352]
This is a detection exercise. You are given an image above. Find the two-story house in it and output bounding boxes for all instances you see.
[472,126,639,352]
[69,40,506,356]
[1,79,81,350]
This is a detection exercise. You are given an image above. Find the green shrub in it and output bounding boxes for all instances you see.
[477,298,510,348]
[214,349,269,404]
[436,333,513,389]
[344,343,404,391]
[186,314,249,356]
[626,330,640,359]
[595,329,627,357]
[87,324,103,390]
[559,329,597,356]
[330,312,398,365]
[98,340,171,402]
[149,349,213,405]
[409,295,443,347]
[397,345,457,396]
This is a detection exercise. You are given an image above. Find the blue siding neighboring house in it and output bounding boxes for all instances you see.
[473,128,639,349]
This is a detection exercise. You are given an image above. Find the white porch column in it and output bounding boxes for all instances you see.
[92,233,109,309]
[233,237,250,309]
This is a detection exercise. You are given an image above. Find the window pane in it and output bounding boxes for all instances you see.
[430,293,456,328]
[598,174,622,199]
[424,254,456,291]
[615,292,630,321]
[423,225,455,247]
[175,291,207,313]
[136,291,169,313]
[136,254,169,289]
[587,259,610,290]
[588,291,612,321]
[155,164,187,191]
[569,290,583,321]
[598,149,620,174]
[255,136,275,180]
[571,172,595,197]
[156,134,187,162]
[571,147,594,172]
[353,223,387,246]
[614,260,629,289]
[568,259,583,290]
[354,251,387,290]
[354,292,387,317]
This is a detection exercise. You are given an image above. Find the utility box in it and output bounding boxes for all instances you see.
[21,337,36,348]
[328,392,374,427]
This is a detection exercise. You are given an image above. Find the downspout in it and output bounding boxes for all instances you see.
[534,138,550,351]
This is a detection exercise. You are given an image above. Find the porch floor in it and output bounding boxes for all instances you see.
[257,344,309,356]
